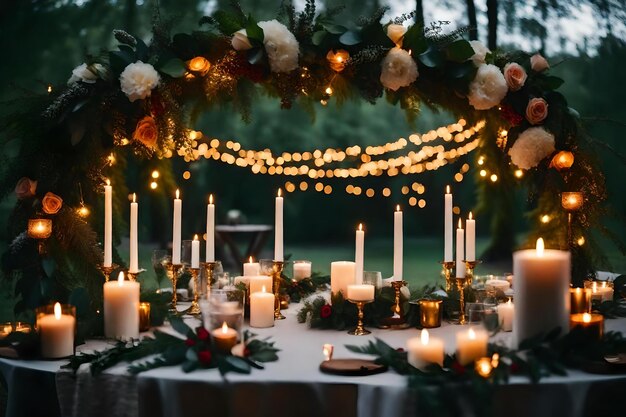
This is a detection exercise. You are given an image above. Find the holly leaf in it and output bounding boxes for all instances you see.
[158,58,186,78]
[538,75,564,91]
[182,360,198,373]
[339,30,362,46]
[169,316,193,338]
[445,39,474,62]
[218,355,251,376]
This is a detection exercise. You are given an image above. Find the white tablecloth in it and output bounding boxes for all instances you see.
[2,295,626,417]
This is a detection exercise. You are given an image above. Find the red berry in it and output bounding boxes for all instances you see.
[196,327,210,341]
[451,361,466,375]
[243,347,251,357]
[185,338,196,347]
[198,350,212,365]
[320,305,332,319]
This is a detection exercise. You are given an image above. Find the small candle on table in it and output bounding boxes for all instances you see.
[407,329,444,370]
[497,299,514,332]
[250,286,274,328]
[570,312,604,340]
[172,189,182,265]
[206,194,215,262]
[419,299,443,328]
[292,261,312,281]
[587,281,614,303]
[104,272,140,340]
[274,189,283,262]
[129,193,139,273]
[456,327,488,365]
[355,223,365,284]
[346,284,375,302]
[455,218,465,278]
[249,275,272,295]
[39,302,75,358]
[322,343,334,361]
[330,261,356,299]
[243,256,261,276]
[104,180,112,267]
[465,212,475,262]
[393,206,403,281]
[191,234,200,269]
[212,322,238,352]
[444,186,453,262]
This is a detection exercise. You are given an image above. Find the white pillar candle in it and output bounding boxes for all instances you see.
[393,206,403,281]
[466,212,475,262]
[191,234,200,269]
[444,186,453,262]
[455,218,465,278]
[330,261,356,298]
[355,224,364,284]
[513,238,570,347]
[497,299,514,332]
[250,286,274,328]
[129,193,139,273]
[274,189,283,261]
[407,329,444,369]
[589,281,614,302]
[249,275,272,294]
[104,272,140,340]
[293,261,311,281]
[39,303,75,358]
[485,279,511,292]
[456,327,488,365]
[243,256,260,276]
[206,194,215,262]
[172,189,182,265]
[104,180,112,267]
[346,284,375,301]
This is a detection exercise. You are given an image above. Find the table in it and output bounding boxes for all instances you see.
[216,224,273,267]
[2,298,626,417]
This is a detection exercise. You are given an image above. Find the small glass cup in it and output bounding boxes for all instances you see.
[292,260,312,281]
[201,288,245,341]
[584,280,614,302]
[152,249,170,288]
[139,302,151,332]
[364,271,383,289]
[419,299,442,328]
[212,272,231,289]
[181,239,193,266]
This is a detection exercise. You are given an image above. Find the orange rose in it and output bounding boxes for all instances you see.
[526,97,548,125]
[550,151,574,171]
[326,50,350,73]
[133,116,158,149]
[187,57,211,75]
[503,62,527,91]
[42,192,63,215]
[14,177,37,199]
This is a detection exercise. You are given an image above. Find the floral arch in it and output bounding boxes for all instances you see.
[0,1,610,321]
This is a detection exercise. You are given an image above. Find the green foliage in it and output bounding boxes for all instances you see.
[282,271,329,303]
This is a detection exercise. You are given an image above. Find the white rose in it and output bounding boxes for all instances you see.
[387,24,407,47]
[467,64,508,110]
[67,63,104,85]
[469,40,490,66]
[258,20,299,73]
[231,29,252,51]
[380,47,418,91]
[119,61,160,102]
[508,127,556,170]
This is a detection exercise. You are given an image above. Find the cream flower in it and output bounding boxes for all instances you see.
[467,64,508,110]
[119,61,160,102]
[469,40,490,66]
[387,24,407,47]
[67,63,104,85]
[530,53,550,72]
[503,62,527,91]
[232,29,253,51]
[508,127,555,170]
[258,20,299,73]
[380,47,418,91]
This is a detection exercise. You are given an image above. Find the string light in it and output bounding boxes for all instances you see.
[541,214,551,223]
[151,170,160,179]
[150,181,158,190]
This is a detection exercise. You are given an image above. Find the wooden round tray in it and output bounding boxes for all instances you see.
[319,359,388,376]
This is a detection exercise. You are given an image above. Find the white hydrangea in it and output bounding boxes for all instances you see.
[469,40,490,66]
[380,47,418,91]
[508,127,556,170]
[467,64,508,110]
[119,61,160,102]
[258,20,299,73]
[67,63,104,85]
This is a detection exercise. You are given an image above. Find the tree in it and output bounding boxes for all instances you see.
[466,0,478,40]
[415,0,424,28]
[486,0,498,49]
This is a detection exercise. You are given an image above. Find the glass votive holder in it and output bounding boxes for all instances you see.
[35,303,76,358]
[0,322,32,339]
[27,218,52,239]
[419,299,443,328]
[139,302,151,332]
[584,280,614,302]
[200,260,223,295]
[292,260,312,281]
[364,271,383,289]
[570,288,591,314]
[201,288,245,342]
[211,272,231,289]
[570,312,604,340]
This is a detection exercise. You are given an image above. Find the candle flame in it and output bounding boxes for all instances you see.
[458,218,463,229]
[507,298,512,305]
[323,343,334,361]
[396,205,401,212]
[221,322,229,333]
[358,223,363,231]
[421,329,429,345]
[592,281,598,293]
[132,193,136,203]
[194,234,198,241]
[54,302,61,320]
[106,179,111,186]
[118,271,125,286]
[583,313,592,323]
[277,188,282,197]
[469,212,473,220]
[536,238,545,257]
[261,285,267,293]
[175,189,180,199]
[209,194,213,204]
[446,185,450,194]
[468,327,476,340]
[249,256,253,263]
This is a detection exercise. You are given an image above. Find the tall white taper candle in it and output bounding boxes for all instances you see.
[191,234,200,269]
[129,193,138,273]
[355,224,364,285]
[456,218,465,278]
[444,186,453,262]
[172,189,182,264]
[206,194,215,262]
[393,206,403,281]
[274,189,283,261]
[466,212,475,262]
[104,180,112,267]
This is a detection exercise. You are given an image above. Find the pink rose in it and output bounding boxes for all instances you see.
[14,177,37,199]
[503,62,527,91]
[530,53,549,72]
[526,97,549,125]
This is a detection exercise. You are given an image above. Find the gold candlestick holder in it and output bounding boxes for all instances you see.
[201,261,218,292]
[463,260,482,286]
[456,277,470,325]
[164,262,184,313]
[440,261,455,292]
[272,260,285,320]
[99,264,118,282]
[380,280,409,328]
[188,268,201,315]
[127,269,146,282]
[348,299,373,335]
